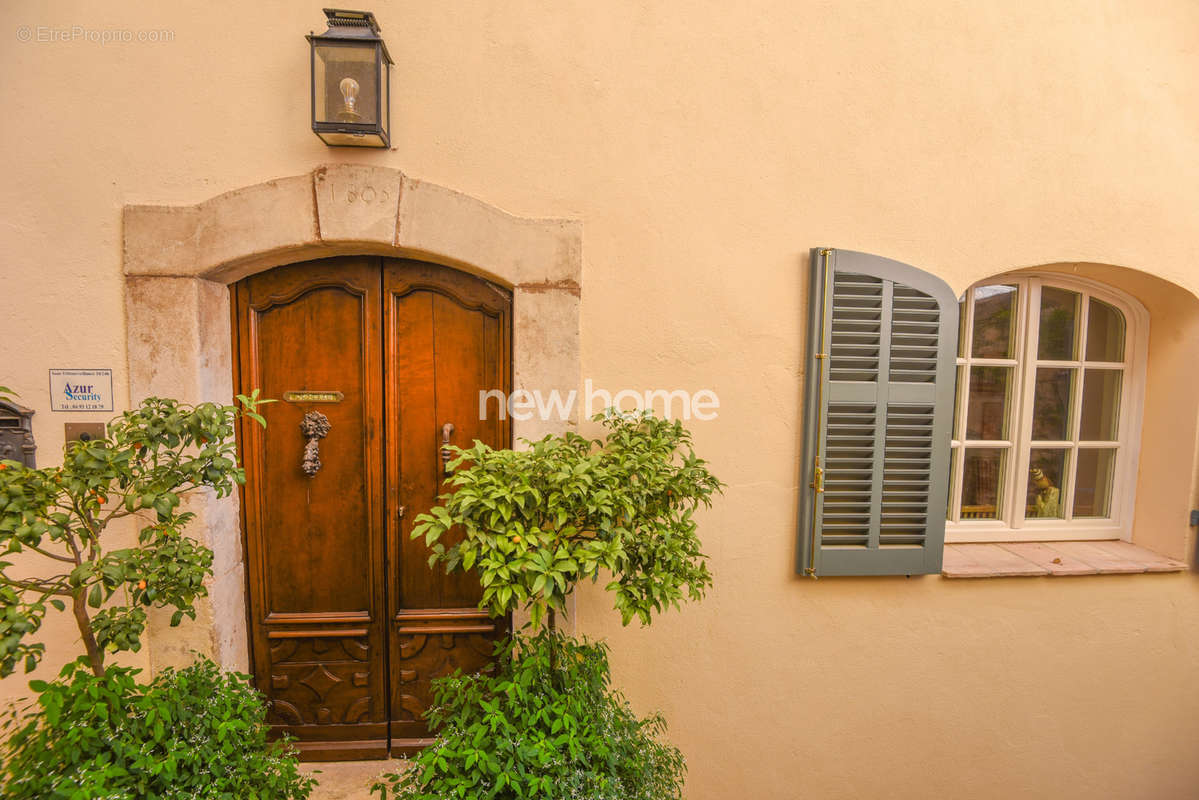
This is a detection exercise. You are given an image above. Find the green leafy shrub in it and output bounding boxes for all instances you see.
[372,630,684,800]
[415,410,723,627]
[0,390,308,799]
[0,656,315,800]
[0,392,271,678]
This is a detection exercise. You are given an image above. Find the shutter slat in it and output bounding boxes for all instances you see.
[810,399,877,553]
[880,402,936,546]
[889,284,941,383]
[828,272,884,383]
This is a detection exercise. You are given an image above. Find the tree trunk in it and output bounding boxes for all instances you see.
[71,589,105,677]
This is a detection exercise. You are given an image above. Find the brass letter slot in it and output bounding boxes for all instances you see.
[283,390,344,403]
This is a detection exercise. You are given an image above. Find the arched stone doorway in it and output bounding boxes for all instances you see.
[122,165,581,680]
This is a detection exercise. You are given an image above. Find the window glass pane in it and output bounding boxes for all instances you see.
[1073,448,1117,518]
[961,448,1005,520]
[971,285,1017,359]
[965,366,1012,440]
[1085,298,1125,362]
[1037,287,1080,360]
[953,366,964,439]
[1031,368,1075,441]
[1026,449,1068,519]
[1079,369,1121,441]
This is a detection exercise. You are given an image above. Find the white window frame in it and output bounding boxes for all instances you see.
[946,274,1149,543]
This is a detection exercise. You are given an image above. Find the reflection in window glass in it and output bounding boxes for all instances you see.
[1085,298,1125,362]
[1038,287,1080,360]
[1031,368,1075,441]
[953,366,964,439]
[1027,449,1068,519]
[1074,448,1117,518]
[1079,369,1121,441]
[965,366,1011,440]
[962,448,1005,520]
[971,285,1017,359]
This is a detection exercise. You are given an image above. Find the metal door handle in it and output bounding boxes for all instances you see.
[440,422,455,477]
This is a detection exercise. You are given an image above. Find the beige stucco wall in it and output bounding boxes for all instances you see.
[2,1,1197,798]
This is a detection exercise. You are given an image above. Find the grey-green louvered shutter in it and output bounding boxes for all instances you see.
[797,248,959,577]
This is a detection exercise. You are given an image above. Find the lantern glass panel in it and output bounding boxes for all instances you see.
[313,41,379,127]
[379,51,389,138]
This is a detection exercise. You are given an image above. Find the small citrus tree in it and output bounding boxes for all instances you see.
[0,392,270,678]
[413,410,723,629]
[375,410,723,799]
[0,390,315,799]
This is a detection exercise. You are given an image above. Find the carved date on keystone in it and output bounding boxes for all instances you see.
[329,185,391,205]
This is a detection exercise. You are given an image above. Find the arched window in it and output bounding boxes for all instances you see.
[947,275,1147,542]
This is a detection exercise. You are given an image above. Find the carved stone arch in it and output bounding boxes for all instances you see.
[123,165,581,674]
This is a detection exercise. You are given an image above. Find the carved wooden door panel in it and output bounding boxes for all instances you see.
[233,256,510,761]
[383,259,511,755]
[234,257,387,760]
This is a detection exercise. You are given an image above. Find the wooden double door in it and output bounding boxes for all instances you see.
[232,257,511,760]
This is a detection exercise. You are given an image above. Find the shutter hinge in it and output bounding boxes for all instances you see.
[397,505,406,520]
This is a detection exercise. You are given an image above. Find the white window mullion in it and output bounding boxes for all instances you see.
[1110,291,1143,537]
[1062,293,1091,522]
[948,290,975,522]
[1009,278,1040,531]
[949,446,963,522]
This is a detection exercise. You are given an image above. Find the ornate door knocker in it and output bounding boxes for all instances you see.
[300,411,331,476]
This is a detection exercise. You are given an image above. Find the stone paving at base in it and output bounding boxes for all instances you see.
[302,760,409,800]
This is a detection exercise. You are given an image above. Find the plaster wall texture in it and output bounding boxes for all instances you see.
[1,1,1198,798]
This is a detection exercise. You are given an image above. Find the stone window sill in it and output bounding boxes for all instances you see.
[942,540,1188,578]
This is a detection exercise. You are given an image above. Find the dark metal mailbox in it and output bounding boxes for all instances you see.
[0,400,36,467]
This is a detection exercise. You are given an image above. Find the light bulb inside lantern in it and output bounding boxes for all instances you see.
[336,77,362,122]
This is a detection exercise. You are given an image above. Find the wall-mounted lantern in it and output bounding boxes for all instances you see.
[308,9,393,148]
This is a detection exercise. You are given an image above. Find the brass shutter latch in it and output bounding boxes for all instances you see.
[809,463,824,493]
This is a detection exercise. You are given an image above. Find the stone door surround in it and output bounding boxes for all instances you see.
[123,164,581,673]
